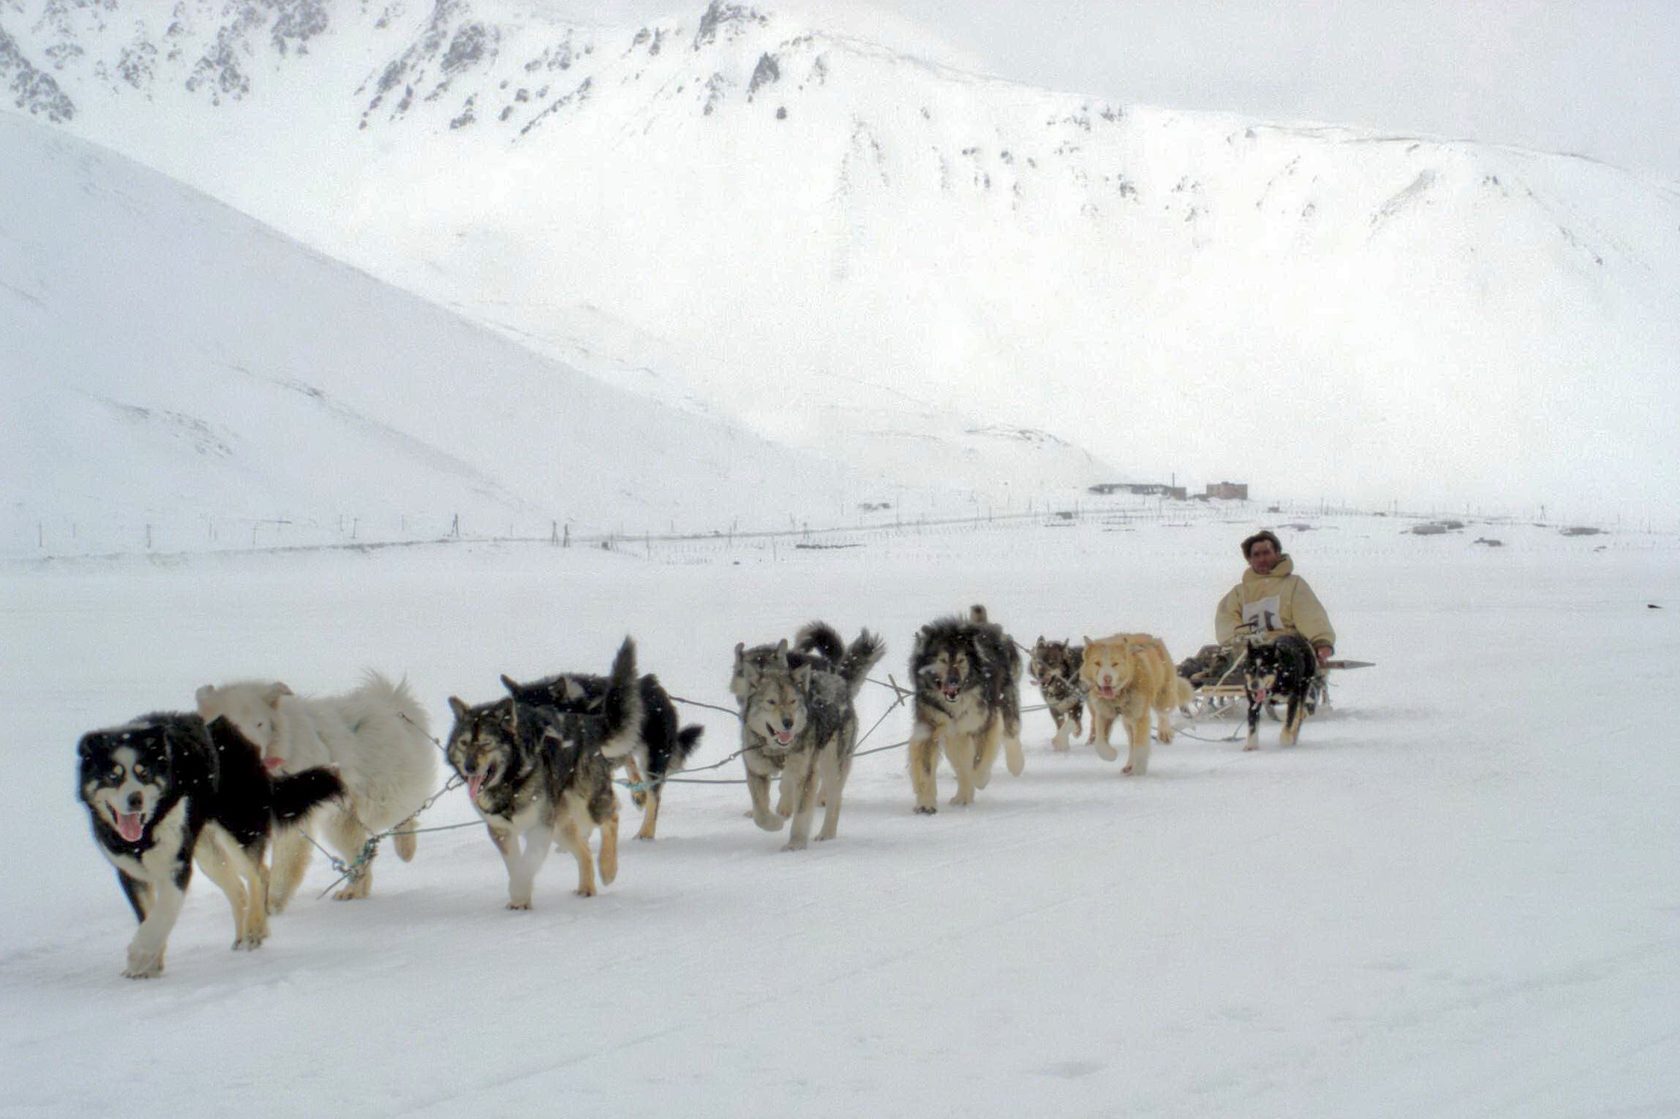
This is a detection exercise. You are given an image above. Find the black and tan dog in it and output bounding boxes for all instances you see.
[908,605,1023,813]
[501,655,701,841]
[732,623,884,849]
[1241,634,1319,751]
[1028,637,1086,751]
[449,639,641,908]
[77,713,341,978]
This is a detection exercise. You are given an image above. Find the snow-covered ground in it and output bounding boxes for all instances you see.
[3,513,1676,1116]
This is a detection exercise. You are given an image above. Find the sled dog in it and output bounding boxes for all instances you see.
[908,605,1024,813]
[447,638,640,908]
[1028,637,1086,751]
[1241,634,1319,751]
[501,661,701,842]
[1079,633,1192,775]
[77,712,341,978]
[733,623,884,849]
[729,622,849,822]
[196,672,437,908]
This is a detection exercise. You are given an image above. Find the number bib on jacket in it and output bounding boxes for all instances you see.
[1243,595,1283,634]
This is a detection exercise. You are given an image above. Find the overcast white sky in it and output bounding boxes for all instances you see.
[547,0,1680,183]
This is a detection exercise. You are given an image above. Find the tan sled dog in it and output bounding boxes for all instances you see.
[1079,633,1192,775]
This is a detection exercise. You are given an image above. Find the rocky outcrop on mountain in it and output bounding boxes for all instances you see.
[0,26,75,120]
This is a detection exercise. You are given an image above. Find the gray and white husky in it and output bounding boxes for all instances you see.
[446,638,641,908]
[732,623,885,850]
[196,672,436,908]
[908,605,1024,813]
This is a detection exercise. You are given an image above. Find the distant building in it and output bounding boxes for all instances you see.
[1205,481,1249,500]
[1088,482,1188,500]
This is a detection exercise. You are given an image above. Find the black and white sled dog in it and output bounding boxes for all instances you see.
[195,673,437,908]
[1028,637,1085,751]
[447,638,641,908]
[77,713,342,978]
[1241,633,1319,751]
[731,623,885,850]
[500,657,701,842]
[908,605,1024,813]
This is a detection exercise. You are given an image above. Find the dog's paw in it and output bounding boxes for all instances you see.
[124,950,164,979]
[506,899,532,911]
[1093,742,1119,762]
[752,811,786,832]
[232,933,265,952]
[1120,764,1134,774]
[949,792,973,806]
[1242,741,1259,752]
[574,885,597,898]
[913,804,937,815]
[781,838,808,852]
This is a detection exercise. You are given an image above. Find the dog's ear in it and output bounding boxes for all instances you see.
[195,683,215,706]
[76,732,100,759]
[772,638,789,668]
[793,662,814,691]
[447,696,469,720]
[263,682,292,707]
[733,641,746,663]
[499,674,517,694]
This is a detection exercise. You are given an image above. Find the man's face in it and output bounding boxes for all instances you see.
[1247,540,1280,575]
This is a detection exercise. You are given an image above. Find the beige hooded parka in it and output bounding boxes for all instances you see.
[1214,555,1336,652]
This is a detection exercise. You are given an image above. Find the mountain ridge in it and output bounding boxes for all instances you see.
[4,0,1676,516]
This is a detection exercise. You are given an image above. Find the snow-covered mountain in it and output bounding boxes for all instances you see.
[0,108,890,555]
[5,0,1678,520]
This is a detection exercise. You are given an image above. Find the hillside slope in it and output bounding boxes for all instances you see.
[5,0,1677,515]
[0,110,872,553]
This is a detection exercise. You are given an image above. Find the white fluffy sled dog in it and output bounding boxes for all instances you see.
[195,673,437,907]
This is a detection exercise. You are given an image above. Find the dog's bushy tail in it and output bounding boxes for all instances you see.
[271,767,344,825]
[597,637,644,759]
[351,671,433,739]
[672,724,704,772]
[795,621,845,664]
[837,629,887,697]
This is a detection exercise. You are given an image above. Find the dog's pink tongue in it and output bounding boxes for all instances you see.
[116,812,144,842]
[263,755,285,773]
[468,774,484,801]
